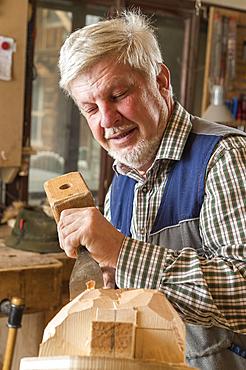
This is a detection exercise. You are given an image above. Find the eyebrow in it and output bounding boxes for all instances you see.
[80,78,135,104]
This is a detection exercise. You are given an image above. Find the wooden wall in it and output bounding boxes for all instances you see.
[0,0,28,169]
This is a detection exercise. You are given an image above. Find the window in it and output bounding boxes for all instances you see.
[29,7,72,202]
[28,4,107,204]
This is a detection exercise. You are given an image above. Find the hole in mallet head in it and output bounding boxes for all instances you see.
[59,183,71,190]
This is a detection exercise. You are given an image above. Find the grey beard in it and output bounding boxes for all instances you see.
[107,137,160,170]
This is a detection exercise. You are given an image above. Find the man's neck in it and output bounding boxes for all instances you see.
[136,160,154,176]
[136,99,175,175]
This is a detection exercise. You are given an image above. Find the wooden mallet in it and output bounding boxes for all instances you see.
[44,171,103,299]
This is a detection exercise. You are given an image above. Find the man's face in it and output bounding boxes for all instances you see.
[70,57,171,171]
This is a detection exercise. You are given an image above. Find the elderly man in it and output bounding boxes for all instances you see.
[57,11,246,370]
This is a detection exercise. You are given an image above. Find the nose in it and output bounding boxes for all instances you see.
[99,102,120,128]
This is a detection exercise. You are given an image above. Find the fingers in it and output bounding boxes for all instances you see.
[57,221,80,258]
[57,207,124,267]
[58,207,94,242]
[58,217,81,240]
[59,207,94,220]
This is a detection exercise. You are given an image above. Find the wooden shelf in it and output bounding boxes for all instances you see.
[202,6,246,126]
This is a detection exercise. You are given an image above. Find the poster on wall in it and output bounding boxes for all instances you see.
[0,36,16,81]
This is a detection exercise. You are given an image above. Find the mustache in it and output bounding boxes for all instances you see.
[104,124,135,139]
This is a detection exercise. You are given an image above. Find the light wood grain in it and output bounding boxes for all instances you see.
[44,172,94,223]
[20,355,198,370]
[38,289,194,368]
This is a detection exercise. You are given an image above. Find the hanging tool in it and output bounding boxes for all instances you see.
[44,171,103,300]
[195,0,202,16]
[0,297,25,370]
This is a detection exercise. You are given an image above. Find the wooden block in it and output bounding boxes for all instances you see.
[90,321,135,358]
[90,321,115,356]
[44,172,94,223]
[96,308,116,322]
[135,327,184,364]
[115,308,137,324]
[20,356,198,370]
[39,289,193,367]
[96,307,137,324]
[115,322,135,358]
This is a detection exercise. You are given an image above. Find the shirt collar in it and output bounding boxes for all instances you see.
[156,101,192,161]
[112,101,192,175]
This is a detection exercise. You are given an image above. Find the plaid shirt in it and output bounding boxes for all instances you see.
[104,102,246,334]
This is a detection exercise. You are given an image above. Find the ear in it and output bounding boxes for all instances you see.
[156,64,171,96]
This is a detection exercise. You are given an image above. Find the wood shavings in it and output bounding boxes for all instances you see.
[86,280,96,290]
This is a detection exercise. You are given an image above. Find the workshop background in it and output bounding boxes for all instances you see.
[0,0,246,369]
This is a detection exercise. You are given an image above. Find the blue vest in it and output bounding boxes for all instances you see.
[110,118,246,370]
[110,132,220,237]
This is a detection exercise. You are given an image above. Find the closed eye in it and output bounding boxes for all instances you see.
[81,106,98,115]
[87,107,98,114]
[111,90,128,101]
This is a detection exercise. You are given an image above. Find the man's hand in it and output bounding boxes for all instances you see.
[57,207,125,269]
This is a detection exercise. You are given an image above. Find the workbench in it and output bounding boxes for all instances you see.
[0,225,75,370]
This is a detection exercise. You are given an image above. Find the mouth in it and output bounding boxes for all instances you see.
[110,127,135,140]
[106,126,137,143]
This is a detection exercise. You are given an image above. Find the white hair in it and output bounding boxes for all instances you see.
[58,11,163,95]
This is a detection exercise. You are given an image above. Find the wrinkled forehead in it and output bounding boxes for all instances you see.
[70,58,147,98]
